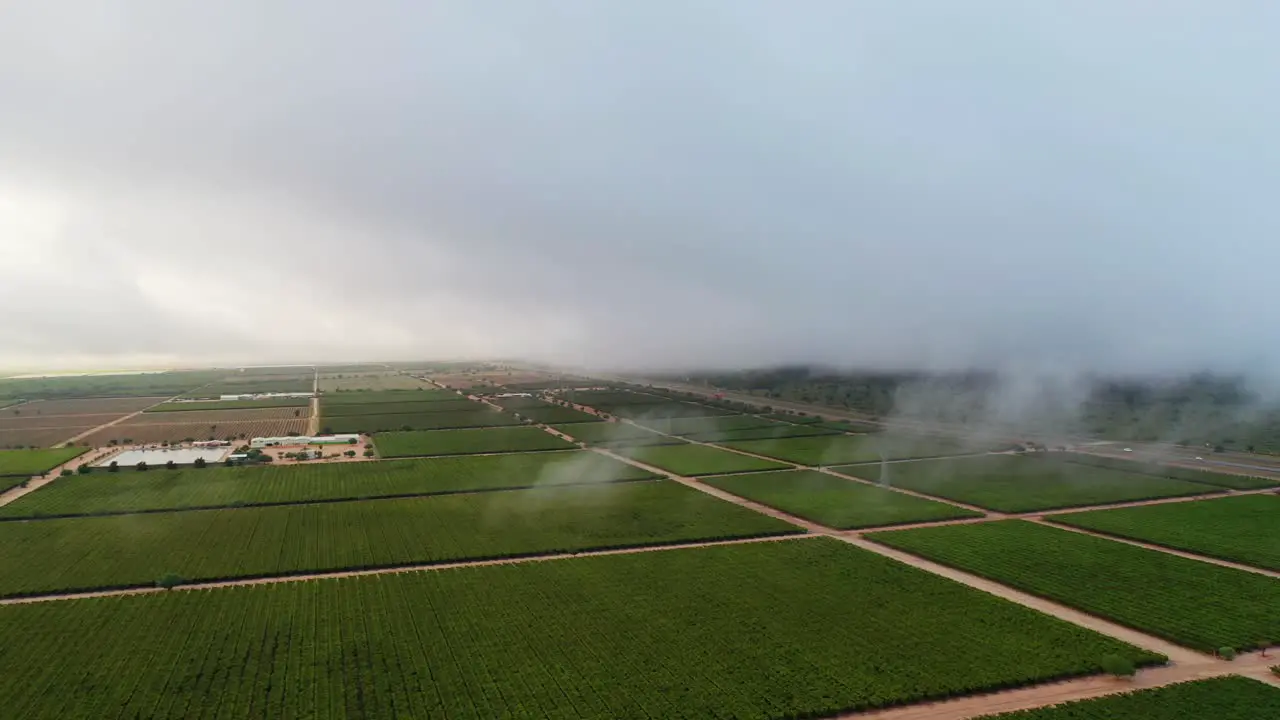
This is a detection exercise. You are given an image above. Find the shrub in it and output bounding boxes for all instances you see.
[165,460,176,470]
[344,450,356,457]
[77,464,91,475]
[60,468,73,477]
[1219,647,1237,660]
[155,573,185,590]
[1099,654,1135,678]
[108,461,120,473]
[363,449,374,457]
[193,457,207,469]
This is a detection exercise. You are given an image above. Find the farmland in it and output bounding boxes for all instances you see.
[1051,494,1280,571]
[0,447,86,478]
[634,413,783,436]
[181,376,314,398]
[978,676,1280,719]
[686,423,842,442]
[322,398,481,417]
[0,426,97,449]
[323,389,460,404]
[502,403,602,424]
[0,481,799,596]
[375,427,577,457]
[0,370,220,401]
[318,372,431,391]
[8,396,166,415]
[146,397,310,412]
[125,407,307,424]
[0,451,657,517]
[869,520,1280,652]
[552,422,687,447]
[703,470,984,529]
[0,538,1161,718]
[1066,453,1279,490]
[323,409,520,434]
[619,444,790,475]
[839,455,1222,512]
[80,419,309,446]
[0,397,168,448]
[722,433,967,466]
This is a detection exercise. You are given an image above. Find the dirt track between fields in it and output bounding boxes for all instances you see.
[58,395,172,446]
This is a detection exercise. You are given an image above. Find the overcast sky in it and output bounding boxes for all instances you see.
[2,2,1277,374]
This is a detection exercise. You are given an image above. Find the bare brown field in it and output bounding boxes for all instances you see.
[318,372,430,392]
[0,427,95,449]
[0,413,121,431]
[120,407,308,425]
[81,419,309,446]
[12,397,166,415]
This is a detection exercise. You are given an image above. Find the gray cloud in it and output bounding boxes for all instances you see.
[1,2,1278,374]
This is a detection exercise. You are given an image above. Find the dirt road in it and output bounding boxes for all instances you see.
[58,395,174,447]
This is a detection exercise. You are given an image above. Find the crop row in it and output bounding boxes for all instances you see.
[0,538,1161,718]
[619,443,789,476]
[374,427,577,458]
[321,389,460,405]
[869,520,1280,652]
[838,455,1221,513]
[322,409,520,434]
[1064,453,1278,490]
[146,397,310,413]
[0,481,798,597]
[80,419,309,447]
[0,447,87,478]
[977,676,1280,719]
[1051,494,1280,571]
[321,398,481,417]
[552,422,688,447]
[0,451,655,518]
[722,434,965,467]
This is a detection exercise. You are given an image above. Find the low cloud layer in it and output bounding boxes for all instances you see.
[2,2,1277,374]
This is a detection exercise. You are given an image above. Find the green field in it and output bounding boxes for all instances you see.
[978,676,1280,719]
[1051,495,1280,571]
[634,414,782,436]
[322,398,481,417]
[374,427,576,458]
[323,409,521,434]
[183,377,314,398]
[703,470,984,529]
[509,405,602,424]
[322,389,460,404]
[0,481,798,597]
[837,455,1221,512]
[610,402,737,420]
[553,422,688,447]
[620,444,789,476]
[0,447,86,479]
[146,397,310,412]
[870,520,1280,652]
[0,370,222,402]
[1066,454,1279,490]
[687,424,842,442]
[0,538,1162,718]
[722,434,966,466]
[0,452,655,518]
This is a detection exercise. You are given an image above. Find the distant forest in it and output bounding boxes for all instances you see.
[670,368,1280,453]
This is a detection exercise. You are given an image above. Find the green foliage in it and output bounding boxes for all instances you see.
[1052,495,1280,571]
[870,520,1280,652]
[976,676,1280,719]
[324,409,520,434]
[322,398,482,417]
[375,427,576,458]
[0,447,88,478]
[551,422,686,448]
[155,572,184,589]
[1219,647,1237,660]
[1065,454,1278,490]
[0,452,656,518]
[321,389,459,405]
[704,470,983,529]
[0,481,796,596]
[59,468,72,477]
[0,538,1163,717]
[1099,653,1136,677]
[192,457,206,469]
[620,444,788,476]
[146,397,310,412]
[76,464,90,475]
[841,455,1220,513]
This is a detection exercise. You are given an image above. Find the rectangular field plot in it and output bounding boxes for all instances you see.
[318,372,430,391]
[322,389,460,405]
[375,427,576,458]
[0,426,95,450]
[553,422,687,447]
[322,398,481,417]
[124,407,308,424]
[837,456,1222,513]
[0,538,1161,718]
[1067,453,1279,490]
[81,419,310,446]
[322,409,520,434]
[610,402,737,420]
[634,413,781,436]
[183,377,314,398]
[723,433,965,466]
[146,397,310,412]
[977,676,1280,720]
[507,404,602,424]
[0,451,656,518]
[0,447,86,477]
[11,396,165,415]
[0,481,798,596]
[620,444,789,476]
[869,520,1280,652]
[704,470,983,529]
[1051,495,1280,571]
[687,423,842,442]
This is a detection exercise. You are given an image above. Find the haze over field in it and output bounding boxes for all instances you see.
[1,2,1278,375]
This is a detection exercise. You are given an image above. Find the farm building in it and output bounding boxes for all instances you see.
[250,434,360,448]
[219,392,314,401]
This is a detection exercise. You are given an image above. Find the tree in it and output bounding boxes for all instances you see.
[108,461,120,473]
[165,460,176,470]
[60,468,73,477]
[136,461,149,472]
[344,450,356,457]
[156,572,185,590]
[363,449,375,457]
[77,464,91,475]
[193,457,207,469]
[224,458,234,467]
[348,438,357,444]
[1218,647,1237,661]
[1099,654,1135,678]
